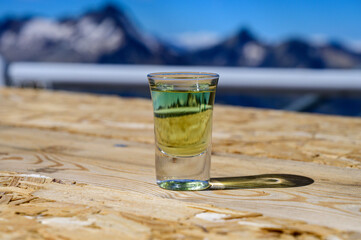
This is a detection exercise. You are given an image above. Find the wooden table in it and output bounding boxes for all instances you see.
[0,88,360,239]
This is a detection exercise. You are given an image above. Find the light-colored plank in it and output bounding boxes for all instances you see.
[0,88,361,239]
[0,126,360,233]
[1,171,359,240]
[0,88,360,168]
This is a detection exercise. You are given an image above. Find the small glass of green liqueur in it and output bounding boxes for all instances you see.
[148,72,219,191]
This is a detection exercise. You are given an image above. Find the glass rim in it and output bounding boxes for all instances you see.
[147,72,219,80]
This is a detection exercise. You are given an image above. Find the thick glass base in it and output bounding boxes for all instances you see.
[155,146,211,191]
[157,179,210,191]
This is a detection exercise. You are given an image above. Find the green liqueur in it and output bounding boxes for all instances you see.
[151,85,216,157]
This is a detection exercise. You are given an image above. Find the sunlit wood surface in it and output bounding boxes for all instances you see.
[0,88,360,239]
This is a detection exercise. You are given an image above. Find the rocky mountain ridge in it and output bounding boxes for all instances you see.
[0,4,360,68]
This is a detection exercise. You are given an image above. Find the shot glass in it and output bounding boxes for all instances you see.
[148,72,219,191]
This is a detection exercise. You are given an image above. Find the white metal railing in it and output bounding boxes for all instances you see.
[1,62,361,91]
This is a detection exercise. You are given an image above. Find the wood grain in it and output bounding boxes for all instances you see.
[0,172,359,240]
[0,88,360,169]
[0,88,361,239]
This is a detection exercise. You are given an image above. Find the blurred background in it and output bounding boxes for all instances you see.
[0,0,360,116]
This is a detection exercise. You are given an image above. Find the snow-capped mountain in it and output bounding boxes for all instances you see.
[187,28,361,69]
[185,29,268,67]
[0,4,179,64]
[0,4,360,68]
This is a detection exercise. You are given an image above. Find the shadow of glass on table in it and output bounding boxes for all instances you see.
[209,174,314,190]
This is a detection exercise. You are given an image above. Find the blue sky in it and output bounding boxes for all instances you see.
[1,0,360,49]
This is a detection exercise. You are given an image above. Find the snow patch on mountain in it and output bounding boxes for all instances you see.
[73,17,124,56]
[242,42,266,66]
